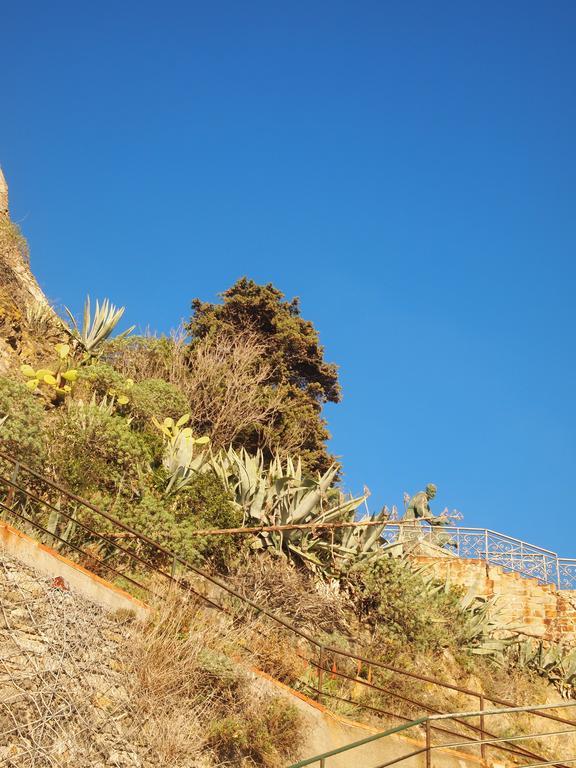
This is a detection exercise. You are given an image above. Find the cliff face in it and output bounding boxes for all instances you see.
[0,167,8,217]
[0,166,50,308]
[0,167,62,374]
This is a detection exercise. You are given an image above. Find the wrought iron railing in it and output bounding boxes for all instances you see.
[0,449,573,768]
[384,524,576,589]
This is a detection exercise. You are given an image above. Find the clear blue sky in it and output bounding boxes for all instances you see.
[2,2,575,554]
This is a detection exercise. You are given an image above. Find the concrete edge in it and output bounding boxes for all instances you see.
[0,519,149,619]
[250,666,487,766]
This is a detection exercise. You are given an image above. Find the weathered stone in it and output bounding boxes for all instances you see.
[0,166,7,218]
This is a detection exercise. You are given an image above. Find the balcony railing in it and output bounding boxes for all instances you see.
[383,523,576,589]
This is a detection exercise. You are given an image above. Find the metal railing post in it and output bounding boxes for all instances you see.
[171,554,179,580]
[484,529,489,565]
[4,460,19,512]
[479,694,486,763]
[425,719,432,768]
[556,557,562,589]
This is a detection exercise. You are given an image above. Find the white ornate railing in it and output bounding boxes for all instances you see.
[382,524,576,590]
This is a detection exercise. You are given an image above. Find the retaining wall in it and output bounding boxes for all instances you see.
[0,519,149,619]
[414,556,576,642]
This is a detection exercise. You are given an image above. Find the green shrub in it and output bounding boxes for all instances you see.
[128,378,189,427]
[350,557,467,654]
[114,473,243,570]
[75,362,130,401]
[0,377,46,466]
[47,403,153,494]
[208,695,301,767]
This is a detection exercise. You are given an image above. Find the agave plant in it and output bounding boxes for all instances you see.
[65,296,135,357]
[316,505,393,577]
[513,639,576,697]
[45,500,78,551]
[205,447,369,574]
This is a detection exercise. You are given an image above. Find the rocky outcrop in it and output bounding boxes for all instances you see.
[0,166,50,308]
[0,166,65,374]
[0,167,8,218]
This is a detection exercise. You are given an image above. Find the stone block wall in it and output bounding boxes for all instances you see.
[414,556,576,643]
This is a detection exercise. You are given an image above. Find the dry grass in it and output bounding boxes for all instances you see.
[0,218,29,265]
[231,553,351,636]
[123,586,304,767]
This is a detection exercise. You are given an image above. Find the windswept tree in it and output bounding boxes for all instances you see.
[187,278,341,473]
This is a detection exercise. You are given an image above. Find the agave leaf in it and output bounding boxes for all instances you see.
[64,304,79,333]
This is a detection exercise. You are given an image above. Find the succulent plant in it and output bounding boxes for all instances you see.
[203,447,369,574]
[65,296,135,357]
[152,414,211,494]
[20,343,78,398]
[512,639,576,697]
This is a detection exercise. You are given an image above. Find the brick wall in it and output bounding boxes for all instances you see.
[414,556,576,642]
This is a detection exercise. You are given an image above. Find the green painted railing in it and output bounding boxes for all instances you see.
[289,701,576,768]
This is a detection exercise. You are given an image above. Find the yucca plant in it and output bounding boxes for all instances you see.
[65,296,135,357]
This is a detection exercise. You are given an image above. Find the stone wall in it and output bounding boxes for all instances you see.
[415,556,576,642]
[0,550,148,766]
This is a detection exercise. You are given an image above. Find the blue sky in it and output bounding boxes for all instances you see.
[2,2,575,554]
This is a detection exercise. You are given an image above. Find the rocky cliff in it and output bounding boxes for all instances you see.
[0,167,64,374]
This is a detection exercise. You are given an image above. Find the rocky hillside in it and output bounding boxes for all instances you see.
[0,167,64,376]
[0,549,302,767]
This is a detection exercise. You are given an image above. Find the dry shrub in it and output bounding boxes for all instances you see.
[184,330,284,447]
[244,618,310,684]
[231,552,351,635]
[108,328,284,447]
[124,587,303,767]
[0,217,29,265]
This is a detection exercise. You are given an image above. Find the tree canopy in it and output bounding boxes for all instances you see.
[187,278,341,473]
